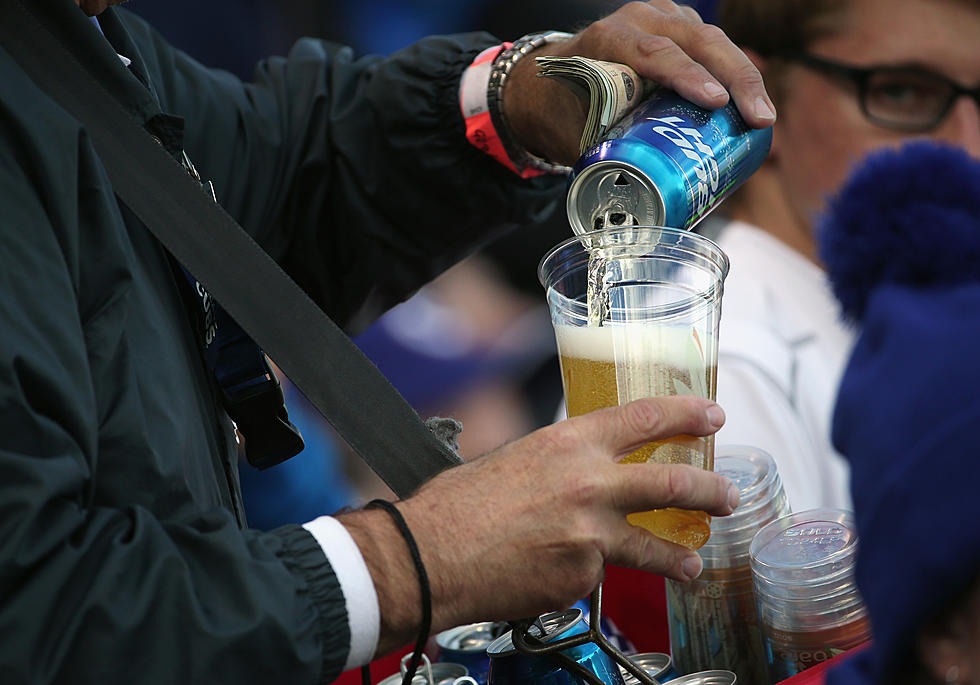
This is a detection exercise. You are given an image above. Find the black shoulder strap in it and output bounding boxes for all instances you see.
[0,0,462,499]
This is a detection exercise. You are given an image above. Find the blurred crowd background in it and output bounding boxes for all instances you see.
[124,0,719,526]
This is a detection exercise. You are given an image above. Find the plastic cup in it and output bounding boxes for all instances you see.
[749,509,871,682]
[538,226,729,549]
[666,446,791,684]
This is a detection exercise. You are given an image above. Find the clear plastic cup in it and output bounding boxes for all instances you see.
[538,226,729,549]
[666,446,790,684]
[749,509,871,682]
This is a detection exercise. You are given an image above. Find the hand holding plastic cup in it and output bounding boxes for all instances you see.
[538,226,729,549]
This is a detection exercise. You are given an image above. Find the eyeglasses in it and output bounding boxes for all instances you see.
[780,52,980,133]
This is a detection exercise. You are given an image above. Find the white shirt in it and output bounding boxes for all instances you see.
[712,221,855,512]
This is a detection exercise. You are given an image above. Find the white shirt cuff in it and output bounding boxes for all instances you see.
[302,515,380,671]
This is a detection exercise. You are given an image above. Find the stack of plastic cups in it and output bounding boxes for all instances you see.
[749,509,871,683]
[666,446,790,685]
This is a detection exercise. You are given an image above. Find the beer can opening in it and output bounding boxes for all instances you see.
[566,162,666,236]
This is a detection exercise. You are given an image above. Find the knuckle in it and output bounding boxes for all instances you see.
[626,527,690,581]
[623,398,668,435]
[563,498,609,548]
[694,22,731,50]
[577,17,614,48]
[638,0,677,14]
[714,473,734,507]
[625,0,656,15]
[564,469,606,509]
[637,33,680,59]
[679,60,713,84]
[734,61,766,88]
[680,5,703,22]
[663,547,692,581]
[636,530,675,572]
[662,465,695,503]
[533,423,578,460]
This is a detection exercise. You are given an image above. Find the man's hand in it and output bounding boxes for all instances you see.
[341,395,737,656]
[503,0,777,166]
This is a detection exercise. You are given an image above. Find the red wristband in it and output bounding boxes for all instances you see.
[459,43,548,179]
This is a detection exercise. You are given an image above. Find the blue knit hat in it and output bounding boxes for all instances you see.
[819,142,980,684]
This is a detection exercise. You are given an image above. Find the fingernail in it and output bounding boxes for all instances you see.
[682,554,703,580]
[703,81,726,98]
[706,403,725,429]
[754,96,776,120]
[728,483,741,511]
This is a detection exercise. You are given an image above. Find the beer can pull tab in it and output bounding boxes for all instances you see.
[594,172,644,229]
[568,162,664,235]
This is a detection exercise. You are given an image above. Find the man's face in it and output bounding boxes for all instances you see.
[770,0,980,229]
[76,0,127,16]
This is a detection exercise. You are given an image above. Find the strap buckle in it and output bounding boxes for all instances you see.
[222,356,306,470]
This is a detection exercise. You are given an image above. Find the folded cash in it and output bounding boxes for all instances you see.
[536,55,657,154]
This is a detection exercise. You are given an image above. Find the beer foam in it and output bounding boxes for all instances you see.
[553,323,712,368]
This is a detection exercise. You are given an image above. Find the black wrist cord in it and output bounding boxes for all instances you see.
[361,499,432,685]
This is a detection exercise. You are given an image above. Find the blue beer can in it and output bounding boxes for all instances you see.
[570,599,634,656]
[566,90,772,234]
[435,622,507,685]
[487,609,626,685]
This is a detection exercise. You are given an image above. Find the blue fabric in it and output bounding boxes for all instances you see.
[354,318,528,410]
[817,142,980,685]
[818,141,980,321]
[335,0,484,55]
[238,382,358,528]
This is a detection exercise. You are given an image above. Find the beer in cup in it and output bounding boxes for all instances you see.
[538,226,729,549]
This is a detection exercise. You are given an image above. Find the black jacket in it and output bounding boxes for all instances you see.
[0,2,561,683]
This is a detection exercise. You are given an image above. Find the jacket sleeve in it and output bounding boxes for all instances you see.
[0,73,349,685]
[126,13,565,331]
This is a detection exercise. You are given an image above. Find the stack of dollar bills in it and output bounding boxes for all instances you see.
[536,55,657,154]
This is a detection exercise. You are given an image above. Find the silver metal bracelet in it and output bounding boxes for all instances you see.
[486,30,574,175]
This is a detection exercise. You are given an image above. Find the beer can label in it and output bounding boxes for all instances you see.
[760,618,871,682]
[567,90,772,234]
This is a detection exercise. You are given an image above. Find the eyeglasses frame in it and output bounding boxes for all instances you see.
[778,51,980,133]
